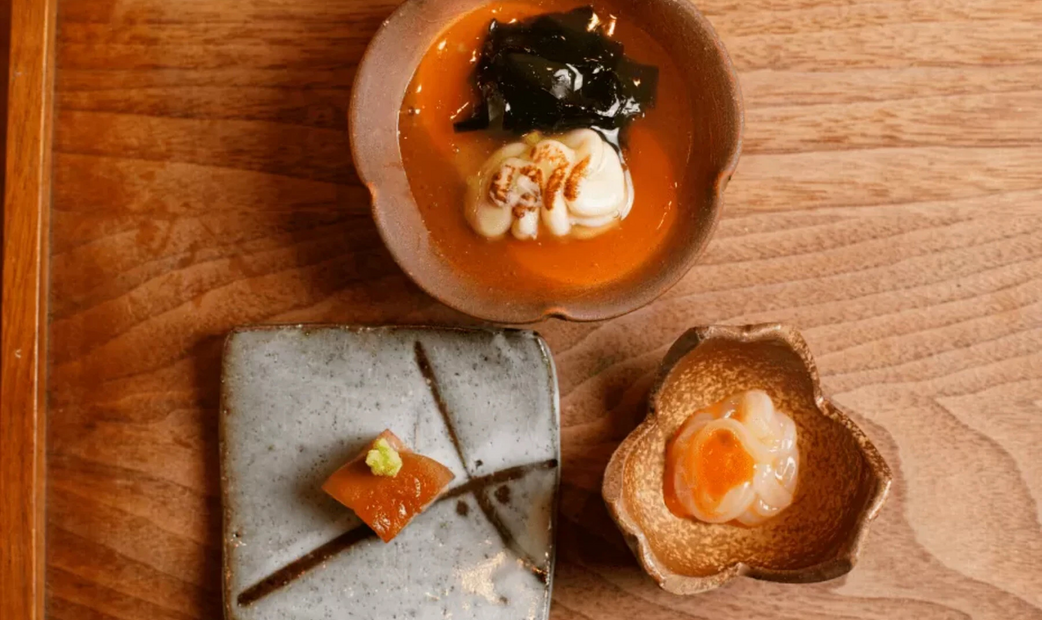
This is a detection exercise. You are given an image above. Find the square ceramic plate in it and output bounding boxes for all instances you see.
[220,326,560,620]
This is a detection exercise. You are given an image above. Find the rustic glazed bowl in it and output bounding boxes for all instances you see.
[603,324,892,594]
[349,0,743,323]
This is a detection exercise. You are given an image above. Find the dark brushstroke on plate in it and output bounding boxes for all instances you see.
[235,458,558,605]
[414,341,550,582]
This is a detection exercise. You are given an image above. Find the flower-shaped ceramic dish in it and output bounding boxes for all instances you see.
[603,324,892,594]
[349,0,743,323]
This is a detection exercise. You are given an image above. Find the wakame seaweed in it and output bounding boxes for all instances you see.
[454,6,659,135]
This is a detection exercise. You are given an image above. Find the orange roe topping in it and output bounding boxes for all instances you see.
[691,428,754,506]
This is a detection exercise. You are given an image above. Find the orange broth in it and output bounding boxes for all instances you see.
[398,1,693,292]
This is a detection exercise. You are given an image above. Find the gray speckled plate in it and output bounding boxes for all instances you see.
[220,326,560,620]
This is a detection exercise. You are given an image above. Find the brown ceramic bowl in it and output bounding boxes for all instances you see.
[349,0,743,323]
[603,324,892,594]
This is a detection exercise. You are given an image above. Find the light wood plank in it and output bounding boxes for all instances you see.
[38,0,1042,617]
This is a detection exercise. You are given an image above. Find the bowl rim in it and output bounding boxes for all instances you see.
[602,323,893,594]
[349,0,744,323]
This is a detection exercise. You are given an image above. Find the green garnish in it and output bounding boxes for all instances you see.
[365,438,403,477]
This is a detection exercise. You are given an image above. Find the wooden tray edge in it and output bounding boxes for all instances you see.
[1,0,57,615]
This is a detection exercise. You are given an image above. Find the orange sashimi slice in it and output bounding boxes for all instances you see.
[322,430,455,542]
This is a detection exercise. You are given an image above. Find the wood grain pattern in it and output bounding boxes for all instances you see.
[35,0,1042,618]
[0,0,55,618]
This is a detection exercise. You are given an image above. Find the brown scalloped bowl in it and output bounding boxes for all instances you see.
[349,0,742,323]
[603,324,892,594]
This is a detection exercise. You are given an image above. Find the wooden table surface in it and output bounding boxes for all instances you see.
[42,0,1042,618]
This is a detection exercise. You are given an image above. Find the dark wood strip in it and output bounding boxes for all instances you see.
[0,0,57,615]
